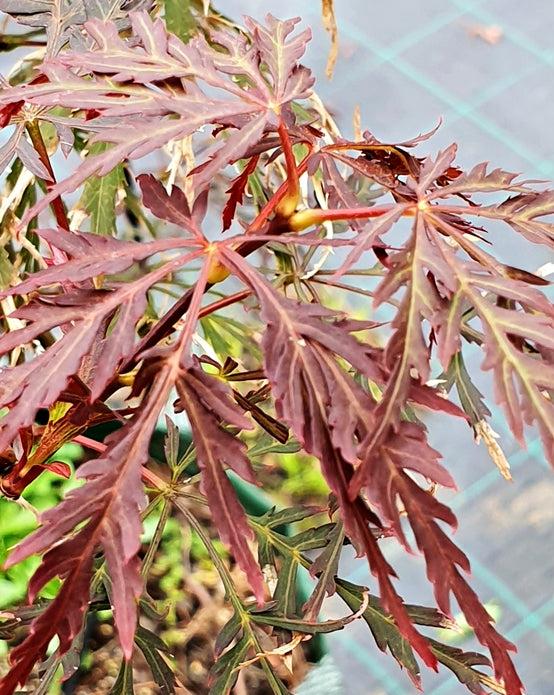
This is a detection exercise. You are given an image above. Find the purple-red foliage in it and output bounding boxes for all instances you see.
[0,7,553,695]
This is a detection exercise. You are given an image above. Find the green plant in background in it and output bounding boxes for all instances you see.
[0,444,81,612]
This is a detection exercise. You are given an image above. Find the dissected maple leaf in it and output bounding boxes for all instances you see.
[430,237,554,466]
[421,162,554,248]
[345,211,458,495]
[336,578,500,692]
[137,174,204,237]
[218,248,439,668]
[0,124,52,179]
[0,12,314,224]
[221,155,260,232]
[482,191,554,248]
[0,369,173,694]
[318,156,368,228]
[427,162,538,198]
[0,244,202,449]
[2,227,198,292]
[0,0,152,57]
[304,151,551,695]
[216,247,528,693]
[175,361,265,604]
[319,122,444,193]
[334,142,554,491]
[359,421,522,693]
[1,5,554,694]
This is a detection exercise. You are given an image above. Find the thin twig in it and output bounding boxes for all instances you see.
[25,119,70,230]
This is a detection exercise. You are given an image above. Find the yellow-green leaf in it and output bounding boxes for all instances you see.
[0,246,14,289]
[81,142,123,235]
[164,0,196,44]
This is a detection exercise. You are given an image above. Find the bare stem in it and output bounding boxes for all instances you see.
[73,434,170,491]
[244,149,311,235]
[274,120,300,218]
[26,119,70,230]
[198,289,252,318]
[289,204,400,232]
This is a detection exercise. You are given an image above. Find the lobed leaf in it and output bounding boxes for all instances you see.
[0,11,314,222]
[137,174,202,237]
[0,0,152,58]
[303,521,344,620]
[0,228,197,294]
[220,249,438,668]
[0,248,199,449]
[335,578,420,685]
[0,370,175,692]
[2,8,554,695]
[428,161,540,198]
[427,226,554,466]
[175,362,265,604]
[429,640,503,695]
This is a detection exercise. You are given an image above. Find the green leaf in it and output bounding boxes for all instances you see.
[256,527,276,568]
[163,416,180,469]
[403,603,454,629]
[245,170,268,208]
[289,524,336,552]
[214,612,242,657]
[256,505,322,529]
[251,518,334,568]
[303,521,344,620]
[164,0,196,44]
[429,639,504,695]
[135,625,170,654]
[248,437,302,458]
[273,555,298,618]
[200,316,235,359]
[0,245,14,289]
[80,142,123,235]
[139,594,170,623]
[251,609,357,635]
[209,636,250,695]
[201,314,261,361]
[109,661,135,695]
[335,578,420,684]
[135,626,175,695]
[443,352,491,426]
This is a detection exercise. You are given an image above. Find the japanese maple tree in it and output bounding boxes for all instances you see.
[0,2,553,694]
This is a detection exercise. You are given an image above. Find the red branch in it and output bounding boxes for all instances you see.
[26,120,70,231]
